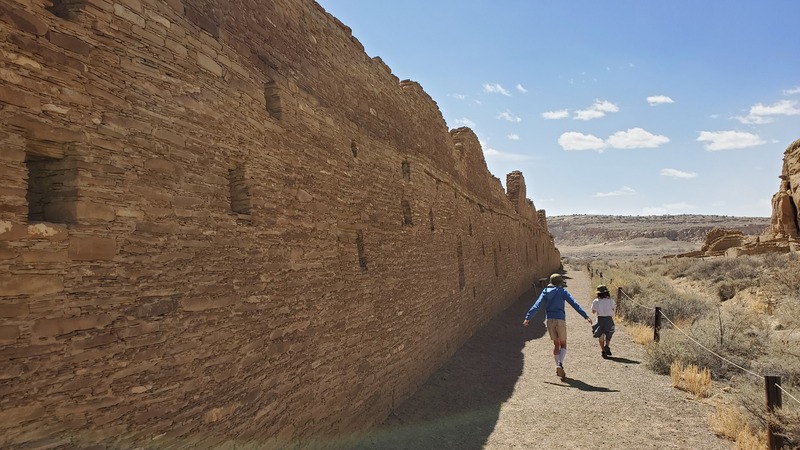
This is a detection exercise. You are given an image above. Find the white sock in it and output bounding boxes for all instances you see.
[554,355,560,365]
[559,348,567,363]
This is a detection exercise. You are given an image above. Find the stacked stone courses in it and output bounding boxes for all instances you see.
[0,0,561,446]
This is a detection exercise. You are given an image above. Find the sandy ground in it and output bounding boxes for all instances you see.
[331,266,732,450]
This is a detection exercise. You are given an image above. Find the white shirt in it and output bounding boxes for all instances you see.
[592,297,615,317]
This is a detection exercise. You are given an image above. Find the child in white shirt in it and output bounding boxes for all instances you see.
[591,285,615,358]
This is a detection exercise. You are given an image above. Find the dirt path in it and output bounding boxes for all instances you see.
[332,266,731,450]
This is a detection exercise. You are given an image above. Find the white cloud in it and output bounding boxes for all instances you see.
[542,109,570,120]
[483,83,511,96]
[454,117,476,128]
[574,100,619,120]
[574,109,606,120]
[508,134,520,141]
[593,100,619,112]
[697,131,766,151]
[660,168,698,179]
[642,202,696,215]
[449,93,467,100]
[497,110,522,122]
[735,100,800,124]
[516,84,528,93]
[647,95,674,106]
[607,128,669,149]
[558,132,607,151]
[784,86,800,95]
[593,186,635,198]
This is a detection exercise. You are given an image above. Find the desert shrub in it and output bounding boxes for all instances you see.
[662,257,695,278]
[776,409,800,449]
[682,257,760,284]
[752,337,800,387]
[717,280,738,301]
[644,312,764,379]
[733,376,800,449]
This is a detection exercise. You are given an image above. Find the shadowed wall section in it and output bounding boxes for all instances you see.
[0,0,560,446]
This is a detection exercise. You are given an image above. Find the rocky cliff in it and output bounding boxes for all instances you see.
[769,138,800,240]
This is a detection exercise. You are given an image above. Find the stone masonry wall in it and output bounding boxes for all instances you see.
[0,0,561,446]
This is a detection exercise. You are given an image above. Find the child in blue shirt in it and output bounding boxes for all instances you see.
[523,273,592,378]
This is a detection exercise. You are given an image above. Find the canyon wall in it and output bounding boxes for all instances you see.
[0,0,560,446]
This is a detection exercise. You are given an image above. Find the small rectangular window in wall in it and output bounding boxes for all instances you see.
[401,160,410,181]
[457,238,465,290]
[401,200,413,226]
[264,81,282,119]
[356,230,368,271]
[228,166,251,214]
[26,155,77,223]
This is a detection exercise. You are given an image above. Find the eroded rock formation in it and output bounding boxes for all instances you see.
[769,138,800,240]
[0,0,559,446]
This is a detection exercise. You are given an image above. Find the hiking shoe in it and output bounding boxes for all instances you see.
[604,345,612,357]
[556,363,565,378]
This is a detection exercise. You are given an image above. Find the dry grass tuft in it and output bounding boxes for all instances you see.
[670,360,682,387]
[710,404,766,449]
[710,404,750,440]
[670,361,712,398]
[734,428,765,450]
[627,322,654,345]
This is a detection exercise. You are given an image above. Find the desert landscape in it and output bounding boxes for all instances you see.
[1,0,798,448]
[550,214,771,259]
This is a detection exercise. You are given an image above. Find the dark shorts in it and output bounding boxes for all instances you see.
[592,316,615,339]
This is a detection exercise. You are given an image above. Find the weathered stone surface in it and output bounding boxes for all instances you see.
[0,274,63,296]
[31,314,114,339]
[0,0,561,446]
[0,325,20,344]
[0,4,49,36]
[68,236,117,260]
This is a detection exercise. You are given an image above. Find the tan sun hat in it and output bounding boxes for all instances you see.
[549,273,565,287]
[596,284,609,294]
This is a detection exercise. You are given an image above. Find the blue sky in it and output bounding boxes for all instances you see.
[315,0,800,217]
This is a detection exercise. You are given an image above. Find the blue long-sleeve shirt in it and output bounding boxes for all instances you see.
[524,285,590,321]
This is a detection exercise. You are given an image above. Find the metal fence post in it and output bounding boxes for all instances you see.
[765,375,783,450]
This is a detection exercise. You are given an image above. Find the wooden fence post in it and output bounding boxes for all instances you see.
[765,375,783,450]
[653,307,662,342]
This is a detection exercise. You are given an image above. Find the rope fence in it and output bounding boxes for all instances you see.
[613,284,799,449]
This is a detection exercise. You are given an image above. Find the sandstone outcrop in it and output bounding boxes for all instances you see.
[701,228,745,255]
[0,0,559,447]
[769,138,800,240]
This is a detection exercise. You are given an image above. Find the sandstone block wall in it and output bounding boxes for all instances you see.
[0,0,560,446]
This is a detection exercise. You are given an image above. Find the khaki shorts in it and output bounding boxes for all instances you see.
[546,319,567,342]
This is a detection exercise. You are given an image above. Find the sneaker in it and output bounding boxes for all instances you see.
[604,345,612,357]
[601,350,608,359]
[556,363,566,378]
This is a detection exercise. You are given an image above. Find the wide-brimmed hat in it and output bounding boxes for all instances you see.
[549,273,565,287]
[596,284,609,294]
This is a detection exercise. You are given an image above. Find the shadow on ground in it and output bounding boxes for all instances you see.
[328,287,547,450]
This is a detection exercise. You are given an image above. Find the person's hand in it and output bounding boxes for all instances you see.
[523,319,530,327]
[586,318,592,324]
